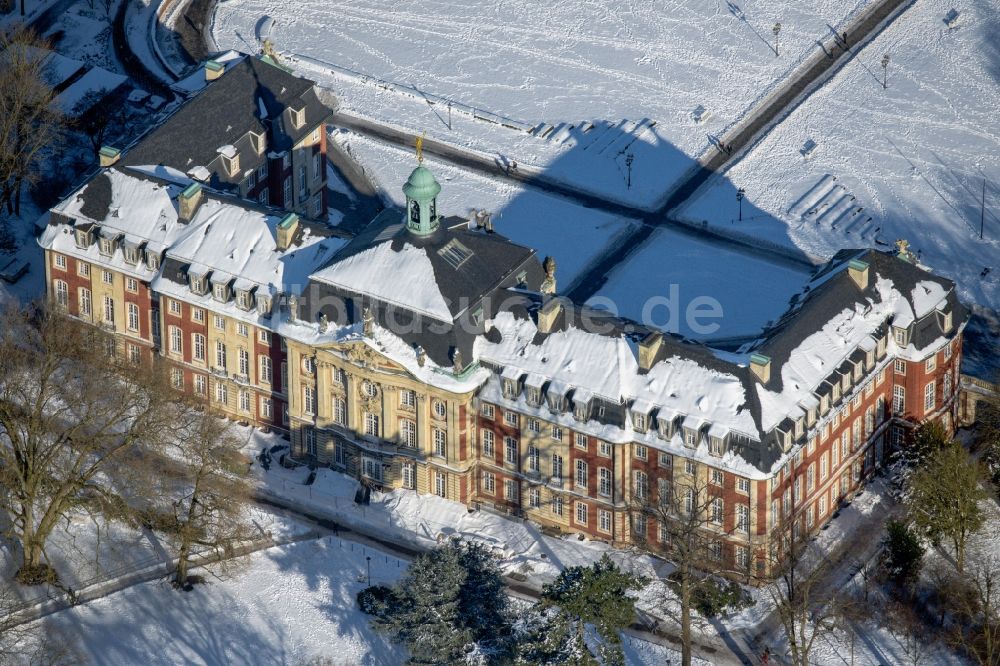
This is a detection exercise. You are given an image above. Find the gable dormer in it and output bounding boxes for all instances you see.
[656,410,676,440]
[572,390,592,422]
[188,267,210,295]
[218,146,240,177]
[235,287,254,311]
[707,424,729,456]
[98,228,120,257]
[630,400,653,433]
[500,367,523,400]
[74,223,95,249]
[212,277,232,303]
[546,381,568,413]
[288,104,306,130]
[525,374,545,407]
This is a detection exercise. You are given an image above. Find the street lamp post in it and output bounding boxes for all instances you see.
[881,54,890,90]
[737,188,746,222]
[773,23,782,57]
[625,152,634,189]
[366,555,371,586]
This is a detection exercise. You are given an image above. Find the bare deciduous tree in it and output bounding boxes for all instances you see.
[763,529,846,666]
[139,403,256,589]
[630,474,750,666]
[936,550,1000,666]
[0,26,63,216]
[0,306,174,583]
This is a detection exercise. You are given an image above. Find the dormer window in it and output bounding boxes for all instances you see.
[894,327,907,346]
[124,246,139,264]
[527,387,541,407]
[832,383,841,402]
[573,400,589,422]
[633,412,647,433]
[190,275,207,295]
[684,429,696,448]
[218,148,240,176]
[941,310,953,333]
[546,392,565,412]
[99,238,114,256]
[866,349,875,368]
[289,106,305,129]
[146,251,159,270]
[213,283,229,302]
[236,289,253,310]
[709,437,723,457]
[257,296,271,315]
[75,229,91,248]
[794,418,804,439]
[657,418,671,439]
[502,378,519,399]
[249,132,265,155]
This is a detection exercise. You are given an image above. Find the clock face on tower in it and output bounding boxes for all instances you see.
[410,200,421,224]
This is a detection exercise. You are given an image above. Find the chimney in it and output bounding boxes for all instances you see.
[848,259,870,290]
[98,146,120,167]
[537,298,563,334]
[276,213,299,251]
[638,332,663,371]
[750,353,771,383]
[205,60,225,82]
[178,182,204,222]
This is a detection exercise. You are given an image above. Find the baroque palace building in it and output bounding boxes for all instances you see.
[39,54,967,576]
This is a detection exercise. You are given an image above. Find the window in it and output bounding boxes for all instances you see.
[551,426,563,441]
[819,495,828,518]
[213,284,228,302]
[215,381,227,404]
[552,454,563,481]
[169,299,182,316]
[237,322,249,337]
[894,359,906,375]
[332,366,346,386]
[504,436,518,465]
[77,261,90,277]
[482,430,495,458]
[259,355,272,382]
[170,367,183,389]
[599,510,612,534]
[481,403,494,419]
[126,277,138,293]
[527,445,539,472]
[658,451,672,468]
[260,397,273,419]
[303,386,316,415]
[684,430,695,448]
[432,400,447,420]
[332,396,346,425]
[54,280,68,307]
[53,254,66,270]
[435,472,446,498]
[364,412,380,436]
[194,374,206,395]
[599,468,612,497]
[944,341,953,361]
[737,478,750,494]
[283,176,292,205]
[238,348,250,376]
[944,372,953,400]
[865,407,875,435]
[186,307,202,324]
[529,487,540,508]
[820,454,828,481]
[685,460,696,476]
[736,546,749,569]
[711,469,724,485]
[575,502,588,526]
[401,390,417,409]
[575,460,588,489]
[504,411,518,427]
[126,303,139,332]
[245,170,256,191]
[313,151,322,182]
[482,471,496,494]
[102,269,113,286]
[710,541,723,560]
[635,444,647,460]
[169,325,182,354]
[298,165,307,199]
[634,471,648,500]
[894,328,907,346]
[214,315,226,330]
[239,391,251,412]
[553,496,563,516]
[504,479,518,502]
[528,419,540,433]
[433,429,447,457]
[99,238,113,256]
[575,433,588,450]
[684,488,694,515]
[215,340,227,369]
[189,333,204,362]
[924,381,936,411]
[807,465,815,491]
[402,463,415,490]
[633,413,646,431]
[893,385,905,414]
[79,288,92,316]
[926,355,936,373]
[711,498,724,524]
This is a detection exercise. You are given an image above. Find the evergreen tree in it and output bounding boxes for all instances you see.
[368,539,510,664]
[514,607,596,666]
[540,555,644,665]
[881,519,924,586]
[907,441,987,573]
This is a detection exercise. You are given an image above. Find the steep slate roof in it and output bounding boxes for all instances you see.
[121,56,332,191]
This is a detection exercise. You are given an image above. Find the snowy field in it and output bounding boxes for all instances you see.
[589,227,813,340]
[214,0,876,207]
[333,129,639,287]
[681,0,1000,314]
[35,538,406,665]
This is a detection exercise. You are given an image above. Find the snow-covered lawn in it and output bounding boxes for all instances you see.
[214,0,877,207]
[35,537,406,665]
[589,227,813,340]
[681,0,1000,313]
[333,129,639,287]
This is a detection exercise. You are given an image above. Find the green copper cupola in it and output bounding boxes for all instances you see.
[402,165,441,236]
